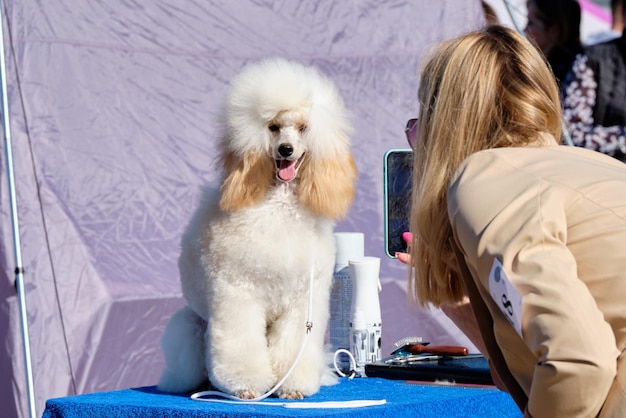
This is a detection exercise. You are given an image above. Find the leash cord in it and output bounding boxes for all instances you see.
[332,349,358,379]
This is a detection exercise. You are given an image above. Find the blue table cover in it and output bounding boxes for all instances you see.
[43,377,522,417]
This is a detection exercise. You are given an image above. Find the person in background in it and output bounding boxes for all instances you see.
[613,0,625,34]
[585,0,624,45]
[615,0,625,33]
[563,0,626,162]
[524,0,583,88]
[404,25,625,417]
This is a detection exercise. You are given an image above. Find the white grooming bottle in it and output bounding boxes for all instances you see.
[330,233,364,368]
[349,256,382,375]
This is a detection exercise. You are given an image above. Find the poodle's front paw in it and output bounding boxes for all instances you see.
[210,356,275,400]
[277,389,304,400]
[277,366,321,398]
[234,389,261,400]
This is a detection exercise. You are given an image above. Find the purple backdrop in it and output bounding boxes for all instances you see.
[0,1,485,416]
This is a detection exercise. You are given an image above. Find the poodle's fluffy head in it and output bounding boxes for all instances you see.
[219,58,357,220]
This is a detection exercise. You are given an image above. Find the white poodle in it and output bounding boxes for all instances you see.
[158,58,357,400]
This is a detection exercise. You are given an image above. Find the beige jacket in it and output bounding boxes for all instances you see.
[448,142,626,417]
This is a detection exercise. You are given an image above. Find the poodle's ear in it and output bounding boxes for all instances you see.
[298,152,357,220]
[219,150,274,213]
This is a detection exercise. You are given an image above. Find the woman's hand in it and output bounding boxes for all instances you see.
[395,232,412,264]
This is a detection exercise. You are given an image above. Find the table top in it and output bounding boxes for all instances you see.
[43,377,522,418]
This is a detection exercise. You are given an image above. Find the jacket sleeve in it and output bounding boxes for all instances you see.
[448,152,619,417]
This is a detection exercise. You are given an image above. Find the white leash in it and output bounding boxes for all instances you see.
[332,349,358,379]
[190,261,386,409]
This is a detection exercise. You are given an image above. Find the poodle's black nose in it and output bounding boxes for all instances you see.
[278,144,294,158]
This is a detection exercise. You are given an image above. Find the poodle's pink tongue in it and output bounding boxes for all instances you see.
[278,160,297,181]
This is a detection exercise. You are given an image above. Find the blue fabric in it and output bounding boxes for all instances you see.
[42,378,522,417]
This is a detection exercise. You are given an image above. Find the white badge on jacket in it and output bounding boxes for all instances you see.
[488,258,523,337]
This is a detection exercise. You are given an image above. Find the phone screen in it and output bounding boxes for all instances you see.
[383,149,413,258]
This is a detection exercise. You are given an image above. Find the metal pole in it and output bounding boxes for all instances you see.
[0,1,37,417]
[501,0,575,146]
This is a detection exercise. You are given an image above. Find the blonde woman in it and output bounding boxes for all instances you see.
[405,25,626,417]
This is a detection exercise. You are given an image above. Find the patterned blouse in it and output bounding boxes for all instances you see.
[562,54,626,157]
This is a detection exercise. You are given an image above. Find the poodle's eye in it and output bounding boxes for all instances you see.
[269,124,279,132]
[299,124,308,133]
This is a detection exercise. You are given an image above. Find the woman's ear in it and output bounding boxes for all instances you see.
[298,152,357,220]
[219,150,274,212]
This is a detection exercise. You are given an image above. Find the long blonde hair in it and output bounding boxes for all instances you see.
[409,25,562,307]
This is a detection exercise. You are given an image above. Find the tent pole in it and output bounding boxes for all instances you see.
[0,2,36,418]
[501,0,574,147]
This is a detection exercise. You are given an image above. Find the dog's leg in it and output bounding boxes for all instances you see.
[268,278,332,399]
[157,306,207,393]
[206,292,276,399]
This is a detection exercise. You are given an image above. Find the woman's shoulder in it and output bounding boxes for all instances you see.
[458,142,623,173]
[451,145,626,206]
[450,144,625,201]
[449,147,541,206]
[452,145,554,182]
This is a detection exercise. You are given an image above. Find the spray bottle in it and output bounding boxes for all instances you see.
[349,256,382,375]
[329,232,364,368]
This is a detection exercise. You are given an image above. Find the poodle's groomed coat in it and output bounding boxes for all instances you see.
[158,58,357,400]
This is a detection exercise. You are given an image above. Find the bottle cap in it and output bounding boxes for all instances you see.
[334,232,364,267]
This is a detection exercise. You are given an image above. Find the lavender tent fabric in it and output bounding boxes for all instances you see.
[0,1,486,416]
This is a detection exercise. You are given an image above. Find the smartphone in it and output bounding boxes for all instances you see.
[383,149,413,258]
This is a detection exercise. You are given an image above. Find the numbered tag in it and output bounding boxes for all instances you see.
[488,258,523,337]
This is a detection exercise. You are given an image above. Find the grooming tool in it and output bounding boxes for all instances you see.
[391,338,469,357]
[395,343,468,357]
[385,354,440,365]
[392,336,423,350]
